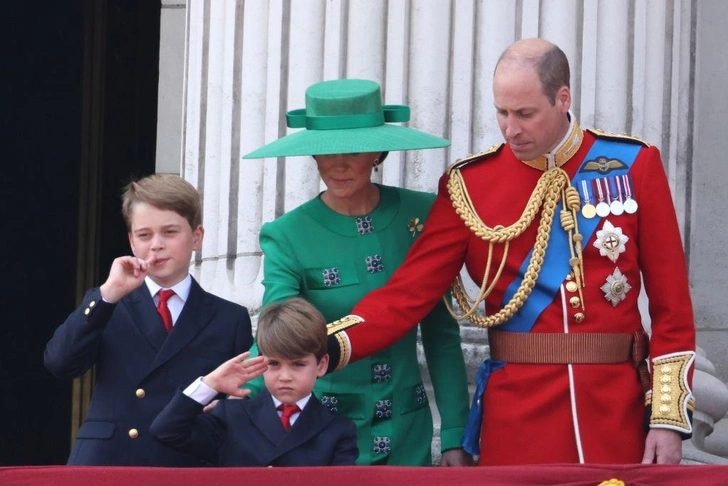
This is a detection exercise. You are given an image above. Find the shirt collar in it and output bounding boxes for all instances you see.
[271,393,312,411]
[145,274,192,302]
[521,112,584,171]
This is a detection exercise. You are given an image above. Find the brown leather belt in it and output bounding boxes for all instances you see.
[488,329,649,365]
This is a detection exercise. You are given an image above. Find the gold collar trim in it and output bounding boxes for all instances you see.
[522,117,584,171]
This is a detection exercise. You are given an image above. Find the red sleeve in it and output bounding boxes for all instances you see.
[634,146,695,359]
[346,174,471,361]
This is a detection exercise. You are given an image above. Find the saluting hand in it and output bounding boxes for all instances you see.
[202,352,268,398]
[99,255,153,303]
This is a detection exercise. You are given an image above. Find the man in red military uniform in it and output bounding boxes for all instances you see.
[325,38,695,465]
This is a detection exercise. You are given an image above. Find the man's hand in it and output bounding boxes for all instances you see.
[439,448,473,467]
[641,428,683,464]
[202,352,268,398]
[99,256,151,303]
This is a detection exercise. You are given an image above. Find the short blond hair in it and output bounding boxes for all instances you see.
[121,174,202,230]
[256,298,327,361]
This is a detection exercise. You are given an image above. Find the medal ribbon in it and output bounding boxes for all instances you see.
[580,180,592,204]
[622,174,634,199]
[613,177,623,202]
[595,178,605,203]
[603,178,612,203]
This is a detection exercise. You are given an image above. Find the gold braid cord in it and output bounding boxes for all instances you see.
[445,167,585,327]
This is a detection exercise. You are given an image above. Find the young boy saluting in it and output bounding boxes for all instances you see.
[44,174,254,466]
[151,297,358,466]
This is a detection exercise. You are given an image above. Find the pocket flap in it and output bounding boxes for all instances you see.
[304,263,360,290]
[315,392,366,420]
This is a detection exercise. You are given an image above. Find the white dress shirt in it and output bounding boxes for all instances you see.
[145,274,192,327]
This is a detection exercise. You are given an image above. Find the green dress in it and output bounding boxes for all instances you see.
[249,184,469,465]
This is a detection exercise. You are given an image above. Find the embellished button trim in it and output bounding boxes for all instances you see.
[373,436,391,455]
[372,363,392,383]
[322,268,341,287]
[320,395,339,414]
[375,399,393,419]
[416,384,427,404]
[365,255,384,273]
[355,216,374,235]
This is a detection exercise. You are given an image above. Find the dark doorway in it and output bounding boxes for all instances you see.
[1,0,160,465]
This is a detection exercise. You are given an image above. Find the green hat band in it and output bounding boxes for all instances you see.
[286,105,410,130]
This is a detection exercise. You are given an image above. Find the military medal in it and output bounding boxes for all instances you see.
[580,180,596,219]
[609,177,624,216]
[621,174,639,214]
[595,179,611,217]
[593,220,629,263]
[600,267,632,307]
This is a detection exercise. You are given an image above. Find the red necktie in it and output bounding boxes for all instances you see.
[156,289,176,333]
[278,404,300,431]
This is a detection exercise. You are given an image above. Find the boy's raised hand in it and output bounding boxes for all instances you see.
[99,256,152,303]
[202,352,268,398]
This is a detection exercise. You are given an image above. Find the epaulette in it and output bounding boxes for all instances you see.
[447,143,505,174]
[587,128,649,147]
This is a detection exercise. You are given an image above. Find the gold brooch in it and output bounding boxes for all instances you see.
[408,217,424,237]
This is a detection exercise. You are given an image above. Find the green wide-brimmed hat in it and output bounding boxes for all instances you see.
[242,79,450,159]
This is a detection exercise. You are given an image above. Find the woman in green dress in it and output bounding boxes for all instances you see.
[243,79,471,466]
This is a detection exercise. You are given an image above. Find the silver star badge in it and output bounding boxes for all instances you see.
[600,267,632,307]
[593,220,629,263]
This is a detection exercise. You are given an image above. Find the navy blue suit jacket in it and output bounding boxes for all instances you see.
[44,278,253,466]
[150,389,358,466]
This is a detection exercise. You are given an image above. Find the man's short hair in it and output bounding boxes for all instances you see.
[121,174,202,231]
[496,41,571,106]
[256,298,328,361]
[536,44,570,105]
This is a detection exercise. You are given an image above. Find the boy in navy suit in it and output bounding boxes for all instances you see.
[44,174,254,466]
[151,297,359,466]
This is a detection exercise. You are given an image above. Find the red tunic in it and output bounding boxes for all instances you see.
[341,128,696,465]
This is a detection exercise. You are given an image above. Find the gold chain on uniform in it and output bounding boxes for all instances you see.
[443,167,585,327]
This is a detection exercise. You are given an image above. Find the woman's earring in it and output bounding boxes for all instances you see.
[373,158,380,172]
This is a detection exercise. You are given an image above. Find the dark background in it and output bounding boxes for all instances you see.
[1,0,160,464]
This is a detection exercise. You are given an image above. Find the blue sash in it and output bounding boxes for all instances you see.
[499,138,641,332]
[461,138,642,455]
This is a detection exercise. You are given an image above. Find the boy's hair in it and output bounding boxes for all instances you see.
[256,298,328,361]
[121,174,202,231]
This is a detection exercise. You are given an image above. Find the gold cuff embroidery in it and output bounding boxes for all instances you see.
[333,332,351,372]
[650,352,695,433]
[327,315,360,372]
[326,314,364,335]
